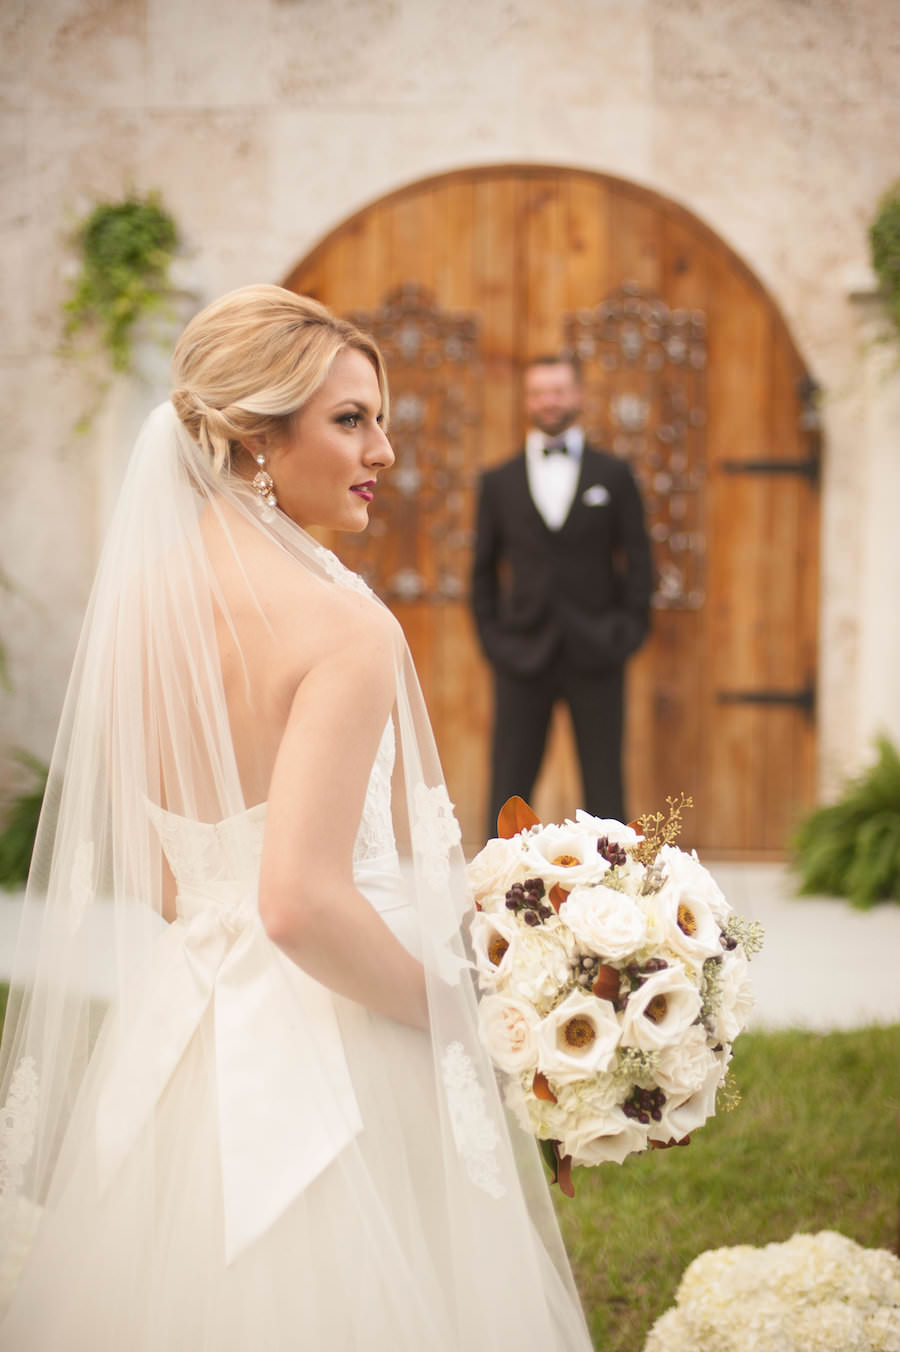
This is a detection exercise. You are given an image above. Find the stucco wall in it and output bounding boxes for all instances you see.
[1,0,898,805]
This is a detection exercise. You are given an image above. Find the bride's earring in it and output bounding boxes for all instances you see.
[252,453,278,517]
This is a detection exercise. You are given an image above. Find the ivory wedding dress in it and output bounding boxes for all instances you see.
[0,402,593,1351]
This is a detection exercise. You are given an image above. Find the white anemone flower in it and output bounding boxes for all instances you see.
[657,843,730,926]
[522,822,608,890]
[469,910,519,989]
[654,869,724,967]
[620,965,702,1052]
[535,989,621,1084]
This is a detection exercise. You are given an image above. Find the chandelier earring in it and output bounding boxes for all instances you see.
[252,452,278,519]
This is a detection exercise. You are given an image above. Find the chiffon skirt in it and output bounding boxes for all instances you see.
[0,868,591,1351]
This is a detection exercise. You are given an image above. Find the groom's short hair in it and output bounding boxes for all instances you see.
[525,353,583,385]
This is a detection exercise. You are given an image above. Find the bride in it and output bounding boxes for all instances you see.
[0,286,593,1349]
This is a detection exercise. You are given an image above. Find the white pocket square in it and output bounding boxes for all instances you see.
[582,484,610,507]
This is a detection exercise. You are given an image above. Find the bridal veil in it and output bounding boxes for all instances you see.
[0,297,592,1349]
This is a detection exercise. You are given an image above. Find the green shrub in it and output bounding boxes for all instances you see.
[791,736,900,907]
[0,752,47,889]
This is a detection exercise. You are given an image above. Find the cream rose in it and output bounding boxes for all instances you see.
[559,885,647,961]
[562,1108,649,1166]
[711,950,755,1042]
[567,810,642,852]
[466,836,527,908]
[535,990,621,1084]
[477,994,540,1074]
[654,1024,718,1097]
[620,965,702,1052]
[653,1050,723,1141]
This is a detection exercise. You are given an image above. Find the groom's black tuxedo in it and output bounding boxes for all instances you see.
[471,441,653,830]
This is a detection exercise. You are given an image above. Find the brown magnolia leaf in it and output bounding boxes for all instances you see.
[556,1150,575,1198]
[627,819,642,833]
[649,1134,692,1151]
[532,1071,558,1104]
[592,964,620,1002]
[497,795,541,839]
[549,883,567,913]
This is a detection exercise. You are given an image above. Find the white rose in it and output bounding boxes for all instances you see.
[562,1107,649,1166]
[655,1024,718,1097]
[466,836,527,908]
[657,843,730,926]
[506,925,576,1012]
[712,950,755,1042]
[653,1049,724,1141]
[535,989,621,1084]
[620,965,702,1052]
[559,885,647,961]
[477,994,540,1074]
[569,810,642,852]
[469,910,519,988]
[522,823,609,890]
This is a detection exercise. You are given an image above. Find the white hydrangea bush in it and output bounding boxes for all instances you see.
[643,1231,900,1352]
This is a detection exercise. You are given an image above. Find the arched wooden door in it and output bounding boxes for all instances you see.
[283,166,820,856]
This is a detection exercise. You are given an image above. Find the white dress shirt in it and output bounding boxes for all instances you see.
[524,426,585,530]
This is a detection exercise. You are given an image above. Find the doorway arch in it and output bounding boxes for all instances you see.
[283,165,820,855]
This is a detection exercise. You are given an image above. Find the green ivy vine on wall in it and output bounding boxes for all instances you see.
[63,190,179,377]
[869,183,900,339]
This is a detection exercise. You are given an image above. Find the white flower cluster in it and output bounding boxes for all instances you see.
[644,1231,900,1352]
[468,810,760,1168]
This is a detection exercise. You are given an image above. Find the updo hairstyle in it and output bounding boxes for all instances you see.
[171,285,387,474]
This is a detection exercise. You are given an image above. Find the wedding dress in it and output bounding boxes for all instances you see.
[0,403,593,1350]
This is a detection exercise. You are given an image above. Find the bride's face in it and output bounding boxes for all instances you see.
[268,347,394,532]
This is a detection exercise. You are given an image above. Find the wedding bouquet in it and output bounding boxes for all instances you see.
[643,1231,900,1352]
[468,796,763,1192]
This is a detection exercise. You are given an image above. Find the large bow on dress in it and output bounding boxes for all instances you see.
[95,876,363,1265]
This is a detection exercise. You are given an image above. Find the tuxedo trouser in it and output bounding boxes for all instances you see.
[487,658,625,836]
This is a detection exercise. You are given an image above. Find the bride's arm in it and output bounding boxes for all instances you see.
[257,609,428,1031]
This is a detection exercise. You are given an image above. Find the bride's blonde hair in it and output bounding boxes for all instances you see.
[171,284,388,473]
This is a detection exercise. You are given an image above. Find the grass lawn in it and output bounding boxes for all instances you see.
[1,983,896,1349]
[554,1024,900,1351]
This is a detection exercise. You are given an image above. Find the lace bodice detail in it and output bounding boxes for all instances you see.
[147,720,396,893]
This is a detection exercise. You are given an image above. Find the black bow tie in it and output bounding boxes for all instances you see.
[543,439,568,457]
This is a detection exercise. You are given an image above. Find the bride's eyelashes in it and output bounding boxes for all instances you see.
[334,406,384,430]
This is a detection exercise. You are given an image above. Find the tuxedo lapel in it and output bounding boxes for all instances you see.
[513,451,554,532]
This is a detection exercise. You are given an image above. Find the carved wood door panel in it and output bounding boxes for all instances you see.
[284,167,819,856]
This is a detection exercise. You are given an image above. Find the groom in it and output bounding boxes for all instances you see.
[470,354,654,834]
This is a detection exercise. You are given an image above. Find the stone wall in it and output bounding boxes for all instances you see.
[1,0,898,804]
